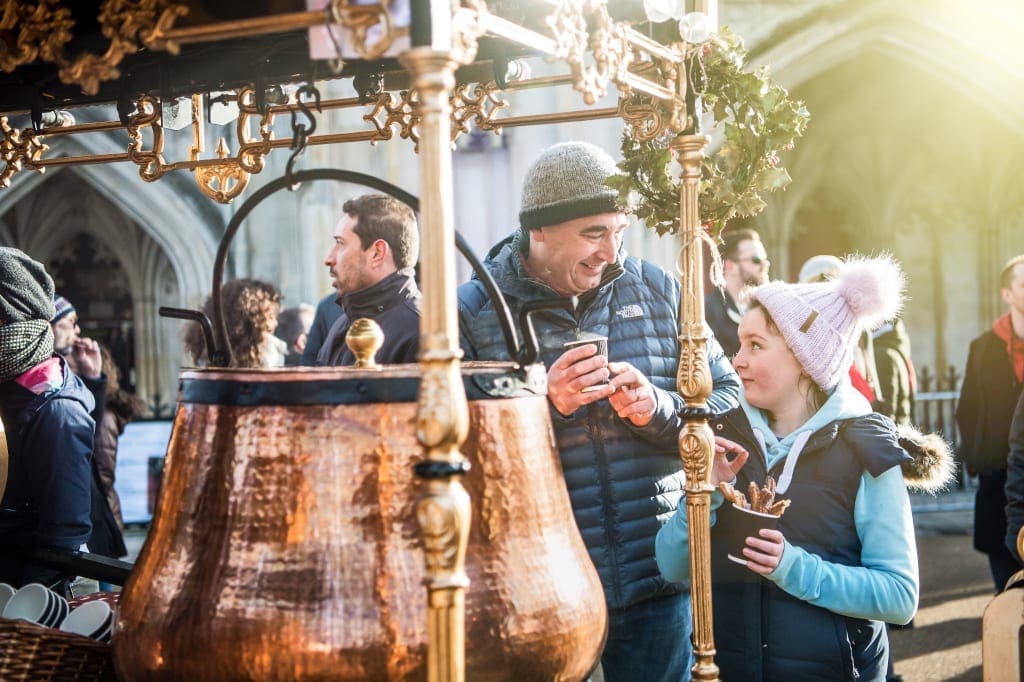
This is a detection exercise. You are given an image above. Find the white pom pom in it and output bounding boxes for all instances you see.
[835,254,905,330]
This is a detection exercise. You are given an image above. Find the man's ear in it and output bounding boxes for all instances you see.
[370,239,391,267]
[1002,287,1013,307]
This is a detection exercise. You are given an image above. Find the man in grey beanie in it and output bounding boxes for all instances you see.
[458,142,740,681]
[0,247,95,593]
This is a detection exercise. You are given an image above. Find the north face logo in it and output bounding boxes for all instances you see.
[616,304,644,319]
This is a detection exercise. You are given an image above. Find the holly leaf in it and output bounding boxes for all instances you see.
[756,166,792,192]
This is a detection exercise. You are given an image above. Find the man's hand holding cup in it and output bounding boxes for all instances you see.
[548,336,614,415]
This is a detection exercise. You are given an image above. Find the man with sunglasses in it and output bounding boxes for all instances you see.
[705,228,770,358]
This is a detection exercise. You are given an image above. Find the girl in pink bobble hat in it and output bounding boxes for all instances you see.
[656,254,954,680]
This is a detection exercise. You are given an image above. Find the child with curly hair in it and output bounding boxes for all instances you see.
[184,278,283,368]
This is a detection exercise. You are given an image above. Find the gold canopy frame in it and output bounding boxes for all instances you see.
[0,1,721,679]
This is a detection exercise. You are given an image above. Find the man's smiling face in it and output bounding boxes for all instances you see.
[526,212,628,297]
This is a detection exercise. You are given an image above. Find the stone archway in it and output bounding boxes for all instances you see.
[735,2,1024,376]
[0,124,223,410]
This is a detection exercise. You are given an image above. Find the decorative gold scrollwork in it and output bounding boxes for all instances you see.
[364,89,421,147]
[450,0,488,66]
[234,88,277,174]
[451,82,507,138]
[195,139,251,204]
[679,427,713,492]
[618,96,666,142]
[676,335,711,401]
[417,488,471,577]
[618,53,689,141]
[126,94,167,182]
[58,1,188,95]
[0,0,74,73]
[0,117,47,188]
[588,2,633,94]
[547,0,633,106]
[328,0,408,61]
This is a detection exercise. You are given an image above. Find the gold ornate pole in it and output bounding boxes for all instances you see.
[670,132,718,681]
[399,46,472,682]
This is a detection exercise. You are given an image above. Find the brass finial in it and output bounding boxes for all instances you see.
[346,317,384,368]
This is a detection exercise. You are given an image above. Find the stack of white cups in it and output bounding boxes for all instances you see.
[1,582,113,643]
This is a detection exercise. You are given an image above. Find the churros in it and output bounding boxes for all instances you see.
[720,476,790,516]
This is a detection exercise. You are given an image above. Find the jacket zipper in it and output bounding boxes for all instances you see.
[590,404,623,604]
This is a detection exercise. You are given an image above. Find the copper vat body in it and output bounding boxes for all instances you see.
[113,364,607,680]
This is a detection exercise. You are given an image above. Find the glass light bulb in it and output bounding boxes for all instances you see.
[679,11,711,44]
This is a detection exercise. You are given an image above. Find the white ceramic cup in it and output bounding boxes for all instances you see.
[60,601,113,641]
[0,583,15,615]
[44,590,70,628]
[3,583,52,624]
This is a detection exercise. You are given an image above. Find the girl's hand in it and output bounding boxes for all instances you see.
[711,436,748,486]
[743,528,785,575]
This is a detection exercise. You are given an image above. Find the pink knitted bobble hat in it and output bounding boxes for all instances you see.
[750,254,906,394]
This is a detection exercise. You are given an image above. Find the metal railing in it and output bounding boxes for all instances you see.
[911,365,974,510]
[913,364,962,453]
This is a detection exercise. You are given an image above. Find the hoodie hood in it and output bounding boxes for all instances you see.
[740,377,872,471]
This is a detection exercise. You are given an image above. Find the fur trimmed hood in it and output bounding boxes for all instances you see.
[896,424,956,493]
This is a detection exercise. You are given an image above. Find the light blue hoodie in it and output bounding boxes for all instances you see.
[655,379,919,625]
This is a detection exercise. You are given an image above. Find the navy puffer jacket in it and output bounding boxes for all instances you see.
[458,235,740,609]
[0,357,95,587]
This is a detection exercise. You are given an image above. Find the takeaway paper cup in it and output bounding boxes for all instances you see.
[726,503,780,565]
[563,335,609,392]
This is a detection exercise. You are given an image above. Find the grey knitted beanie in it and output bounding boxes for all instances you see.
[0,247,55,323]
[519,141,622,230]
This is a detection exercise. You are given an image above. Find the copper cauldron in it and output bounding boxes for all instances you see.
[113,362,607,680]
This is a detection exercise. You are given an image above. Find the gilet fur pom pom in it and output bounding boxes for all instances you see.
[896,424,955,493]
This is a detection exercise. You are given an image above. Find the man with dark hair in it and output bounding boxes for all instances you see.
[458,141,740,681]
[958,253,1024,591]
[0,248,94,592]
[51,296,104,384]
[316,193,422,366]
[704,228,770,359]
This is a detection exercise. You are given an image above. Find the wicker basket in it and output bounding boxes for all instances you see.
[0,618,116,681]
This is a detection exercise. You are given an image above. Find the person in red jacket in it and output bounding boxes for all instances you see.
[958,253,1024,592]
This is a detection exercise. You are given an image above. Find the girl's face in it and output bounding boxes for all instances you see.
[733,307,805,414]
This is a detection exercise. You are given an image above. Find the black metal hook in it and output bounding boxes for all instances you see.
[211,168,528,371]
[517,297,578,366]
[285,84,322,190]
[353,71,384,105]
[30,92,43,133]
[492,44,510,89]
[158,306,226,367]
